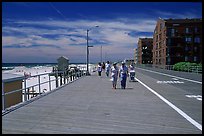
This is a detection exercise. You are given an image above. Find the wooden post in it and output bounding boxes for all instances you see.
[55,73,58,88]
[60,74,62,86]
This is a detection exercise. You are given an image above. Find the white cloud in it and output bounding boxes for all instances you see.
[3,18,155,45]
[2,11,198,62]
[2,18,157,62]
[155,10,201,19]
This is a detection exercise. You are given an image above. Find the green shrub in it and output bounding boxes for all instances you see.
[173,62,202,72]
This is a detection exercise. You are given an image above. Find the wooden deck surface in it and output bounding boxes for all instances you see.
[2,72,201,134]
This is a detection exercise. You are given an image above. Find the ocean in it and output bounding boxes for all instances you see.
[2,63,87,71]
[2,63,56,71]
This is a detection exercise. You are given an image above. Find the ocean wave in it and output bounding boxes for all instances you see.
[2,67,14,70]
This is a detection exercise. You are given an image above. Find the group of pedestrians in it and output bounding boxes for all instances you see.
[97,61,135,90]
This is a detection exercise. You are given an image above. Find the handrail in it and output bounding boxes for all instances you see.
[135,64,202,74]
[2,69,87,113]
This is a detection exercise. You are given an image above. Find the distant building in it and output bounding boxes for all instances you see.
[2,73,24,110]
[134,48,138,64]
[57,56,69,71]
[137,38,153,64]
[153,18,202,67]
[124,59,134,66]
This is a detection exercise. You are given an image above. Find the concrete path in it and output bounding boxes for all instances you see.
[2,72,202,134]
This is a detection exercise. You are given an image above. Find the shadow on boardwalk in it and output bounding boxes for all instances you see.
[2,72,201,134]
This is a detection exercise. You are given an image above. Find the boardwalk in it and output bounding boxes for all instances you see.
[2,72,202,134]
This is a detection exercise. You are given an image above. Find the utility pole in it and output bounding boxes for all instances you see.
[100,45,102,63]
[86,25,99,75]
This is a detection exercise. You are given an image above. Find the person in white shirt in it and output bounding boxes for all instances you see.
[97,62,102,76]
[111,62,118,89]
[119,61,128,89]
[129,63,135,81]
[105,61,111,77]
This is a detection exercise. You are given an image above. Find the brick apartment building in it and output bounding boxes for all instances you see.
[152,18,202,67]
[137,38,153,64]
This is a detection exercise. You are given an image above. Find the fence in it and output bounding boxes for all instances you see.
[2,69,87,114]
[135,64,202,74]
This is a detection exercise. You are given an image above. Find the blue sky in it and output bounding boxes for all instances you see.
[2,2,202,63]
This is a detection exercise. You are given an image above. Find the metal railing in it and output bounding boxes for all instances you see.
[2,69,87,113]
[135,64,202,74]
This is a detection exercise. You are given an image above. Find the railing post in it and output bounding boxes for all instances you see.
[24,78,27,102]
[196,66,198,73]
[55,72,58,88]
[32,86,35,98]
[60,72,62,86]
[67,70,69,83]
[38,75,41,95]
[27,88,30,100]
[74,70,75,80]
[70,71,72,81]
[72,71,74,81]
[63,71,66,84]
[2,82,5,110]
[49,74,51,91]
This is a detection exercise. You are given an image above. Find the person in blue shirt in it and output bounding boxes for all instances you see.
[105,61,111,77]
[119,62,128,89]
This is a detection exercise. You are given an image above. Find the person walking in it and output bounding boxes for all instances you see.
[119,61,128,89]
[129,63,135,81]
[105,61,111,77]
[102,62,105,72]
[111,62,119,89]
[97,62,102,76]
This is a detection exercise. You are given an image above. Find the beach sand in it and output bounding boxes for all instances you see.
[3,66,55,101]
[2,64,97,101]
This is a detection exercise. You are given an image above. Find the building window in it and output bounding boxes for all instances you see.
[168,39,171,45]
[195,27,198,33]
[171,29,175,36]
[166,48,169,53]
[194,37,200,43]
[176,53,181,57]
[194,56,197,62]
[194,46,197,52]
[185,46,188,51]
[167,57,170,63]
[185,28,189,33]
[142,46,147,49]
[185,37,192,42]
[167,28,171,37]
[173,24,179,26]
[185,56,188,61]
[160,23,165,30]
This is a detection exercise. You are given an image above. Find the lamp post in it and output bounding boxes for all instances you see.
[100,45,102,63]
[86,25,99,75]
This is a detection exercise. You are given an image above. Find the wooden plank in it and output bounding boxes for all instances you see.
[2,73,201,134]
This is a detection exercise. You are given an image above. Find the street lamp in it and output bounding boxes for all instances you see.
[100,45,102,63]
[86,25,99,75]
